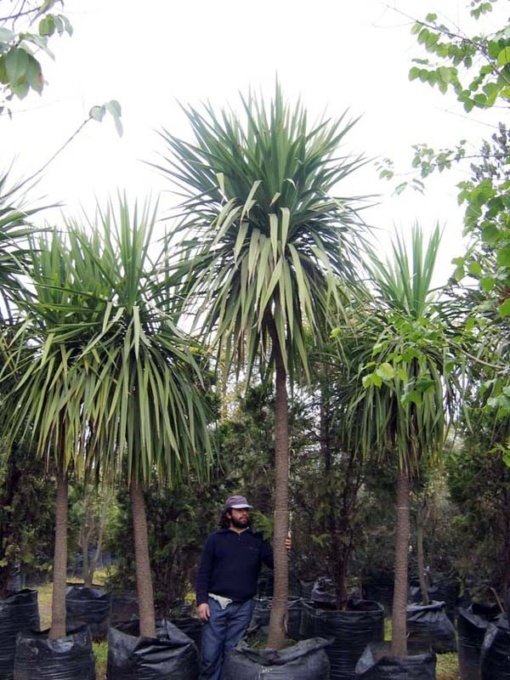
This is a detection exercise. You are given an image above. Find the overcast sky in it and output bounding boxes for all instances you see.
[1,0,504,282]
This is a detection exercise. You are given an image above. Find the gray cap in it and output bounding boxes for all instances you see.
[224,495,253,510]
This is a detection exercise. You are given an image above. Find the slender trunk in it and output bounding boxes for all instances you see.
[131,481,156,638]
[416,505,430,605]
[266,349,289,649]
[391,467,410,657]
[50,468,68,640]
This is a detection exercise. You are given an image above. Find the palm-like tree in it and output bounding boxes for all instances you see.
[157,85,368,647]
[0,172,41,318]
[344,225,458,656]
[72,199,212,637]
[2,198,212,639]
[1,227,112,639]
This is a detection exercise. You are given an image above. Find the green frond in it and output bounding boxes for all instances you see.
[342,225,458,475]
[156,85,370,381]
[1,197,213,487]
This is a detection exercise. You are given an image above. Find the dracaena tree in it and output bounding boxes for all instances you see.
[1,227,112,639]
[343,225,459,656]
[0,173,40,320]
[156,84,368,648]
[2,198,212,639]
[70,199,212,637]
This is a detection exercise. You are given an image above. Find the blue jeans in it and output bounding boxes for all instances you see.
[200,596,255,680]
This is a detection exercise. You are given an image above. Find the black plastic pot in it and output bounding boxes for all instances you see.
[409,577,460,622]
[362,573,394,616]
[13,625,95,680]
[427,576,460,619]
[222,637,330,679]
[407,600,457,653]
[250,597,302,640]
[66,585,111,640]
[109,592,139,626]
[355,642,437,679]
[300,599,385,680]
[311,577,337,609]
[0,589,40,680]
[171,615,203,652]
[107,619,198,679]
[480,614,510,680]
[458,603,501,680]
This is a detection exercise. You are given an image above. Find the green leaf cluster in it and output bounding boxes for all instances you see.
[2,197,212,488]
[409,10,510,112]
[339,226,459,474]
[0,2,72,105]
[156,83,369,384]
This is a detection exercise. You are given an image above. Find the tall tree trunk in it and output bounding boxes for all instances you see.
[266,349,289,650]
[391,467,410,657]
[131,481,156,638]
[50,468,68,640]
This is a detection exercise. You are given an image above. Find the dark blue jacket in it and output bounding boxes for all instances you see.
[196,528,273,605]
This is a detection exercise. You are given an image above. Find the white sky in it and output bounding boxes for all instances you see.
[1,0,505,283]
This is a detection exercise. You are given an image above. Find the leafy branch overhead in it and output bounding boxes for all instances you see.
[378,2,510,323]
[0,0,72,106]
[409,8,510,111]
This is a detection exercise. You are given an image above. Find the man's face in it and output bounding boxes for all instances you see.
[229,508,251,529]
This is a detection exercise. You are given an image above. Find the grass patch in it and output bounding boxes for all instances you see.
[36,582,53,630]
[94,641,108,680]
[436,652,460,680]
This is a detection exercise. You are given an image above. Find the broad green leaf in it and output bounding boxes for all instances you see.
[39,15,55,36]
[105,99,123,136]
[497,46,510,67]
[376,362,395,381]
[0,28,15,43]
[499,298,510,318]
[5,47,29,85]
[480,276,495,292]
[468,260,482,276]
[89,105,105,122]
[497,246,510,267]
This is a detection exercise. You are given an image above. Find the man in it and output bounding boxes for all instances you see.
[195,495,276,680]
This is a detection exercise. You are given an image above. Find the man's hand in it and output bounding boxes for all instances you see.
[197,602,210,622]
[285,533,292,551]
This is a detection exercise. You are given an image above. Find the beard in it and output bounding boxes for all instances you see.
[230,515,251,529]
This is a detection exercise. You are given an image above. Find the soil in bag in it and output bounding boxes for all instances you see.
[13,625,95,680]
[355,642,436,680]
[107,618,198,680]
[481,614,510,680]
[250,597,302,640]
[300,599,385,680]
[222,636,330,680]
[407,600,457,653]
[458,603,501,680]
[66,585,111,640]
[0,589,40,680]
[109,592,139,626]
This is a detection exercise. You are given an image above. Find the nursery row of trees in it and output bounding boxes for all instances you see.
[0,0,508,664]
